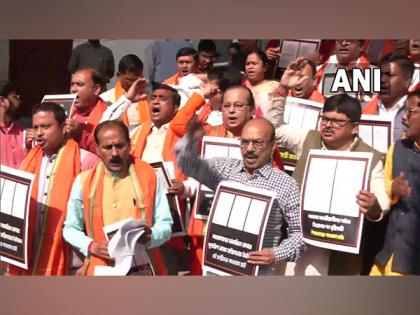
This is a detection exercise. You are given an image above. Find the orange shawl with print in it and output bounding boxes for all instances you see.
[114,81,151,125]
[8,139,81,275]
[81,159,167,275]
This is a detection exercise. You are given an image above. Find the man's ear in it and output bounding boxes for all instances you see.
[93,84,102,96]
[172,104,179,116]
[352,123,359,136]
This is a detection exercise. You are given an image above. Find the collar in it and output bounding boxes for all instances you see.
[0,120,15,131]
[378,95,407,112]
[103,161,131,179]
[321,136,359,151]
[43,152,58,162]
[239,161,272,178]
[151,122,170,132]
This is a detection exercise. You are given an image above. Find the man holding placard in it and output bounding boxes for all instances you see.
[175,117,304,275]
[171,84,284,274]
[267,58,390,275]
[6,103,98,275]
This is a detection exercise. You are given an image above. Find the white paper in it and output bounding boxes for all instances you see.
[298,42,319,58]
[284,97,323,131]
[329,159,367,217]
[12,183,28,219]
[303,158,336,213]
[358,115,392,153]
[212,192,235,226]
[95,218,150,276]
[227,196,251,230]
[194,137,241,220]
[243,199,267,235]
[279,41,299,68]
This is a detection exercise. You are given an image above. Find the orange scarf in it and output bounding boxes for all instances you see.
[70,98,108,135]
[81,159,167,275]
[114,81,150,125]
[131,120,185,180]
[363,97,380,115]
[9,139,81,275]
[163,73,181,85]
[197,103,212,123]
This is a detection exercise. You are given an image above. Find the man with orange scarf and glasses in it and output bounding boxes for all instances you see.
[63,120,173,276]
[7,102,99,275]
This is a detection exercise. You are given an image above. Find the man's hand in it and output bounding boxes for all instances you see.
[202,80,220,99]
[186,117,205,142]
[137,226,152,244]
[356,189,381,220]
[25,128,35,148]
[167,178,185,196]
[125,77,148,103]
[265,47,280,61]
[279,57,309,91]
[392,172,412,199]
[64,118,84,138]
[247,248,275,265]
[89,241,111,260]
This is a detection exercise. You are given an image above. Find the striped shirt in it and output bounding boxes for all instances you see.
[175,136,304,267]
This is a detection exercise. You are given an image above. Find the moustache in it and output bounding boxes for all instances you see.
[110,156,122,164]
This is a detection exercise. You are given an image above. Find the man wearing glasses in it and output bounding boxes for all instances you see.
[175,114,304,275]
[267,58,390,275]
[171,84,284,275]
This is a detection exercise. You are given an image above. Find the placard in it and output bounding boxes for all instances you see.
[194,137,241,220]
[0,165,35,269]
[41,94,77,117]
[280,97,324,171]
[150,162,185,237]
[202,181,275,276]
[277,39,321,69]
[300,150,372,254]
[358,115,393,153]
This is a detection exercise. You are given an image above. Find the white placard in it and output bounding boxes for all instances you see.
[0,165,35,269]
[300,150,372,254]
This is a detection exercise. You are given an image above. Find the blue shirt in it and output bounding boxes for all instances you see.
[63,173,173,257]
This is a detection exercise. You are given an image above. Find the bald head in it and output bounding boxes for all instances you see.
[240,117,275,174]
[242,117,275,141]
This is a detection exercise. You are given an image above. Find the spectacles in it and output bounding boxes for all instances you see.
[405,107,420,118]
[319,116,354,128]
[240,138,271,149]
[222,103,249,111]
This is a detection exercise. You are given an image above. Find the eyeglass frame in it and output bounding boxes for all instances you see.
[221,102,250,112]
[239,138,273,149]
[319,115,356,128]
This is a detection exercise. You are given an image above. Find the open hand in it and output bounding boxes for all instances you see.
[392,172,412,199]
[125,77,149,103]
